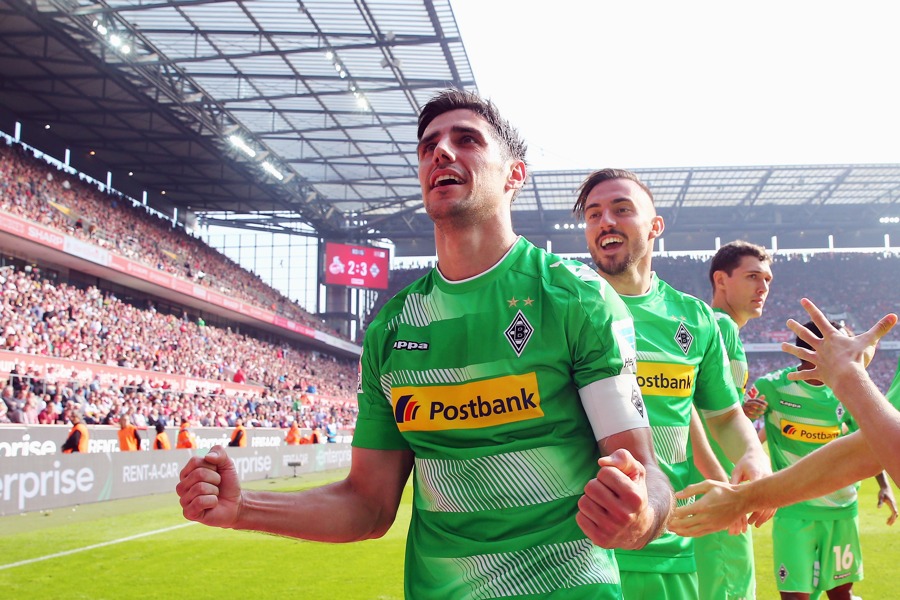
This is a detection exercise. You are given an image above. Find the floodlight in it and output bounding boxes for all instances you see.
[228,135,257,158]
[262,162,284,181]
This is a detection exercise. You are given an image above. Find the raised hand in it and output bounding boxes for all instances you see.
[176,445,243,528]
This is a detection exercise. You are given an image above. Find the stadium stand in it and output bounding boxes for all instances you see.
[1,139,360,434]
[0,140,346,339]
[0,263,359,429]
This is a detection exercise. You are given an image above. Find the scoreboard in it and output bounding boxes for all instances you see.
[323,242,390,290]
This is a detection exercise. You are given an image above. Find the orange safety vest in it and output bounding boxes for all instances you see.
[154,432,171,450]
[230,424,247,447]
[118,425,141,451]
[285,424,302,445]
[63,423,89,453]
[176,429,197,449]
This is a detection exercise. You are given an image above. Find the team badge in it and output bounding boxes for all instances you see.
[631,381,645,418]
[674,322,693,355]
[505,310,534,357]
[836,404,845,420]
[778,563,789,583]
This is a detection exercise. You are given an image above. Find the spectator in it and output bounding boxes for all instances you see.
[118,416,142,451]
[153,422,171,450]
[37,400,57,424]
[227,418,246,447]
[285,422,302,445]
[61,412,89,453]
[176,421,198,449]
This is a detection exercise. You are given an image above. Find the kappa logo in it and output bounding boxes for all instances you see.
[674,322,693,355]
[393,340,429,351]
[505,310,534,357]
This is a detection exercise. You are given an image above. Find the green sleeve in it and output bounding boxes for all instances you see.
[351,314,410,451]
[694,307,741,413]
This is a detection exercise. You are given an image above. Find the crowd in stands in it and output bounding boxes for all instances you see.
[0,264,359,430]
[0,370,358,435]
[0,140,345,340]
[377,253,900,393]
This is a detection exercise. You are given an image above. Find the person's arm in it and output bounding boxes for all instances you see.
[670,430,883,537]
[177,445,413,542]
[741,395,767,421]
[577,428,674,550]
[61,430,81,453]
[704,405,770,485]
[783,297,900,486]
[875,472,898,526]
[704,404,775,527]
[688,407,728,482]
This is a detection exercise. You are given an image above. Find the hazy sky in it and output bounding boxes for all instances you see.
[450,1,899,171]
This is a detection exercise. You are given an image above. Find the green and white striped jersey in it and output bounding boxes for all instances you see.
[354,237,648,600]
[691,308,748,478]
[752,366,858,519]
[615,275,741,575]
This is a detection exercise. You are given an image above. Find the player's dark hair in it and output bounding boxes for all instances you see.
[572,168,654,219]
[795,319,842,351]
[417,89,527,164]
[708,240,772,291]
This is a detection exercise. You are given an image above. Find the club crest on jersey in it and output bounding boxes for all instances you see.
[674,322,693,355]
[835,404,845,420]
[505,310,534,357]
[631,381,645,418]
[779,564,789,583]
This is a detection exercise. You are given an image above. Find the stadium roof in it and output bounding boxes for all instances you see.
[0,0,473,238]
[2,0,899,255]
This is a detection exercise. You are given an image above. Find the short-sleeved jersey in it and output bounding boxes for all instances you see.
[615,274,741,574]
[752,367,858,519]
[691,308,748,478]
[354,237,648,600]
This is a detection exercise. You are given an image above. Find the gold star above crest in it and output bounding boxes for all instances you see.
[507,297,519,307]
[523,297,534,306]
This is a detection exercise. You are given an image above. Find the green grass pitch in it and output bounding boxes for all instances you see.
[1,470,897,599]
